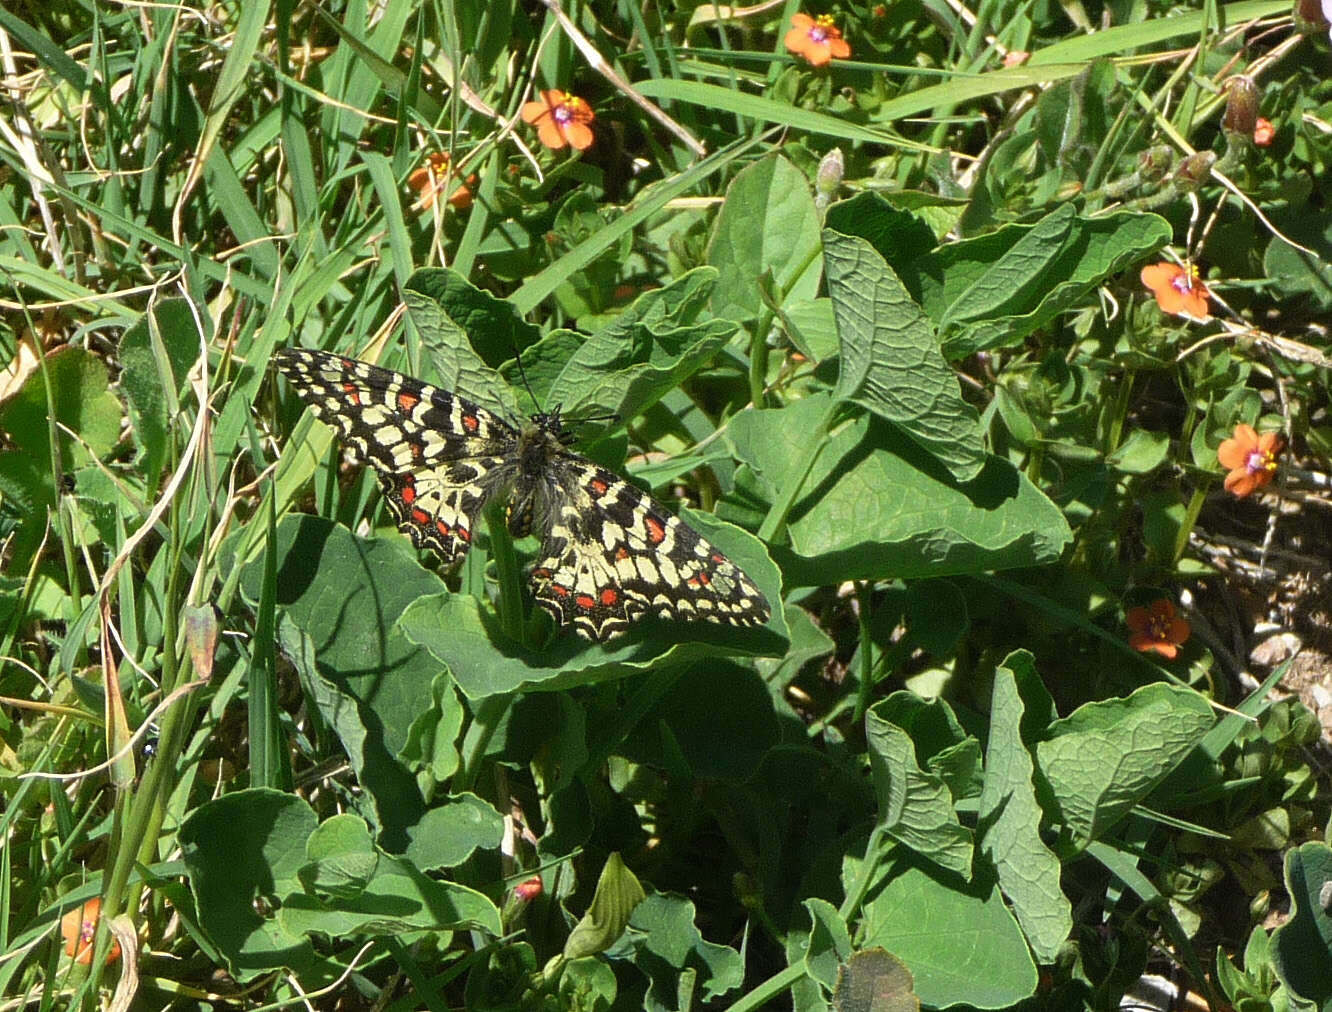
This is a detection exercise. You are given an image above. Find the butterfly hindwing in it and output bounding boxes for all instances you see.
[274,348,771,641]
[528,462,770,640]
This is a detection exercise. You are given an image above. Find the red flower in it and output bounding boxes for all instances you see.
[1140,261,1211,320]
[1126,599,1191,659]
[408,152,476,211]
[520,90,594,151]
[785,13,851,66]
[1253,117,1275,147]
[61,898,121,965]
[1217,423,1283,498]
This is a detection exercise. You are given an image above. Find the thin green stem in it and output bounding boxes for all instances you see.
[853,582,874,726]
[1172,481,1210,568]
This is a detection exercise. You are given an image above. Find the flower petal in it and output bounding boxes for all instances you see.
[1126,606,1152,634]
[521,100,550,125]
[535,118,567,149]
[564,121,595,151]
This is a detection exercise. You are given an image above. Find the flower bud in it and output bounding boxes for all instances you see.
[1138,145,1174,181]
[1222,76,1259,136]
[817,148,844,196]
[1253,117,1275,147]
[1173,151,1216,191]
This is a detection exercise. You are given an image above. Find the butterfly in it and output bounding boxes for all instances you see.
[272,348,771,641]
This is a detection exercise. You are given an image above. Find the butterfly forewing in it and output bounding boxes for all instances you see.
[273,348,771,641]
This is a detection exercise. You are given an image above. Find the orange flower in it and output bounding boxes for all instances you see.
[408,152,476,211]
[1126,599,1191,659]
[1217,423,1283,498]
[1140,261,1211,320]
[1253,117,1275,147]
[785,13,852,66]
[520,90,594,151]
[60,897,121,965]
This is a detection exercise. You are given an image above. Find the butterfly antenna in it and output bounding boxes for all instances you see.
[512,343,541,413]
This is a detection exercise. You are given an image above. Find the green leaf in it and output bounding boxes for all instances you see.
[281,851,500,939]
[803,898,853,989]
[402,267,529,419]
[1270,841,1332,1010]
[727,394,1071,585]
[1035,683,1214,851]
[1263,215,1332,308]
[239,516,449,840]
[824,229,985,482]
[865,702,973,878]
[545,267,740,424]
[0,345,120,464]
[858,862,1037,1008]
[118,298,200,482]
[979,653,1070,963]
[1107,429,1170,474]
[401,671,465,784]
[564,853,646,960]
[707,154,822,323]
[404,794,506,872]
[298,814,379,900]
[621,892,743,1004]
[179,788,318,980]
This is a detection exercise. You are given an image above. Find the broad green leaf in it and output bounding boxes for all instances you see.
[402,267,531,419]
[933,211,1171,358]
[1035,682,1214,851]
[298,814,379,900]
[727,394,1071,585]
[619,892,744,1004]
[858,862,1036,1009]
[404,794,506,872]
[865,703,973,879]
[239,516,449,839]
[281,851,500,939]
[1107,429,1170,474]
[565,853,646,960]
[824,228,985,481]
[941,204,1078,329]
[1270,842,1332,1010]
[179,789,318,980]
[980,653,1069,963]
[0,345,121,465]
[401,671,465,785]
[545,267,739,424]
[707,154,821,323]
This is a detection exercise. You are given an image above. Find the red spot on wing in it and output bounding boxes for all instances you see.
[461,413,480,434]
[531,567,553,580]
[711,552,725,564]
[589,477,609,496]
[575,593,596,610]
[599,587,619,606]
[614,547,629,561]
[697,570,711,586]
[411,507,430,525]
[341,382,362,406]
[409,439,424,461]
[400,480,416,506]
[435,520,451,537]
[550,584,570,598]
[645,516,667,545]
[457,526,471,542]
[397,391,420,413]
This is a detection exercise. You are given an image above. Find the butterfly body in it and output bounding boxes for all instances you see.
[273,348,770,641]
